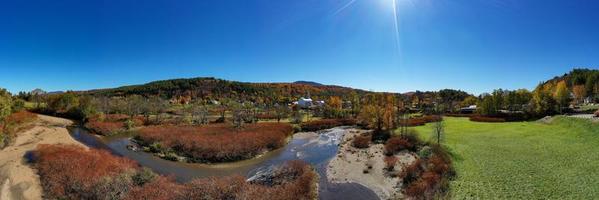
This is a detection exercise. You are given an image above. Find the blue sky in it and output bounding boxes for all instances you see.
[1,0,598,94]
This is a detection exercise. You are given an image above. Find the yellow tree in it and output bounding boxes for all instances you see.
[328,96,343,110]
[572,85,586,105]
[554,81,570,113]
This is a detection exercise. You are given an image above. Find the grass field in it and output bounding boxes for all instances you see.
[411,117,599,199]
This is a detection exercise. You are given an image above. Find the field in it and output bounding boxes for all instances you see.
[412,117,599,199]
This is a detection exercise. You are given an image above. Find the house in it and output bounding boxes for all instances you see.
[314,100,326,107]
[459,105,477,114]
[298,97,313,109]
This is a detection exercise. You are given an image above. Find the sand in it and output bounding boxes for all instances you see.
[327,129,417,200]
[0,115,85,200]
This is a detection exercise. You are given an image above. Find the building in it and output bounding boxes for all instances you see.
[459,105,477,114]
[297,97,313,109]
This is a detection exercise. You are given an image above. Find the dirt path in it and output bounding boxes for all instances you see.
[0,115,85,200]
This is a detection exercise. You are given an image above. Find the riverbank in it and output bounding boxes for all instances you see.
[0,115,85,200]
[327,129,417,200]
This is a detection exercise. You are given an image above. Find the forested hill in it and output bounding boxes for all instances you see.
[84,77,370,102]
[537,68,599,99]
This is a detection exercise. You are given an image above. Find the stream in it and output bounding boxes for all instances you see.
[68,126,379,200]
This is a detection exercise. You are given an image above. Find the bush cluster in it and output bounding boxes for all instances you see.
[399,115,442,127]
[469,115,506,123]
[352,134,371,148]
[0,111,37,149]
[135,123,293,163]
[33,144,318,200]
[384,132,421,155]
[84,114,144,136]
[400,145,455,199]
[299,118,356,132]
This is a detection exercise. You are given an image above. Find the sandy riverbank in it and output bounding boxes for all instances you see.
[327,129,417,200]
[0,115,85,200]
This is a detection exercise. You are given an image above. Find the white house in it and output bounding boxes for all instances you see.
[298,97,313,109]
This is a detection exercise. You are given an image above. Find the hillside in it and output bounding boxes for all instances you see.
[84,77,369,103]
[538,68,599,101]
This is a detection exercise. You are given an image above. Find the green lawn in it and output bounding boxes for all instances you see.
[411,117,599,199]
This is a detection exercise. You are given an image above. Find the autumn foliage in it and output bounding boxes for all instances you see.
[136,122,293,162]
[400,145,455,199]
[32,145,138,199]
[4,111,37,125]
[352,134,371,148]
[384,137,413,155]
[85,114,144,136]
[399,115,442,127]
[33,144,317,200]
[300,119,356,132]
[469,115,506,122]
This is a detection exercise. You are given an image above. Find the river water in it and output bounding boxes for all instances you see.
[68,127,379,200]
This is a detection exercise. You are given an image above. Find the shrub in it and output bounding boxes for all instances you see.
[32,144,137,199]
[384,137,412,155]
[470,115,506,122]
[85,121,125,136]
[399,115,442,127]
[418,146,433,159]
[401,144,455,199]
[33,144,318,200]
[136,123,294,162]
[384,156,398,171]
[400,158,423,185]
[595,109,599,117]
[0,111,37,149]
[125,176,183,200]
[444,113,473,117]
[352,134,371,148]
[4,111,37,125]
[300,119,356,132]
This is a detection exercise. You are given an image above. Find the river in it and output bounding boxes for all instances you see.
[68,126,379,200]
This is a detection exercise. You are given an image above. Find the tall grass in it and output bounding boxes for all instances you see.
[136,123,293,162]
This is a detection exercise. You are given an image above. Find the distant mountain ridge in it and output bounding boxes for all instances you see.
[84,77,370,102]
[293,81,324,86]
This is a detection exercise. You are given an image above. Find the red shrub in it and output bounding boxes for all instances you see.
[384,156,398,171]
[300,119,356,132]
[256,113,278,120]
[182,160,317,200]
[125,176,183,200]
[5,111,37,125]
[400,158,423,185]
[33,144,137,199]
[352,134,371,148]
[384,137,414,155]
[85,121,125,136]
[136,123,294,162]
[444,113,473,117]
[405,179,428,197]
[33,144,317,200]
[85,114,146,135]
[399,115,442,127]
[470,115,506,122]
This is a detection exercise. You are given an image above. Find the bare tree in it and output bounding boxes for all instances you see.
[273,104,289,123]
[432,119,445,144]
[191,102,209,125]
